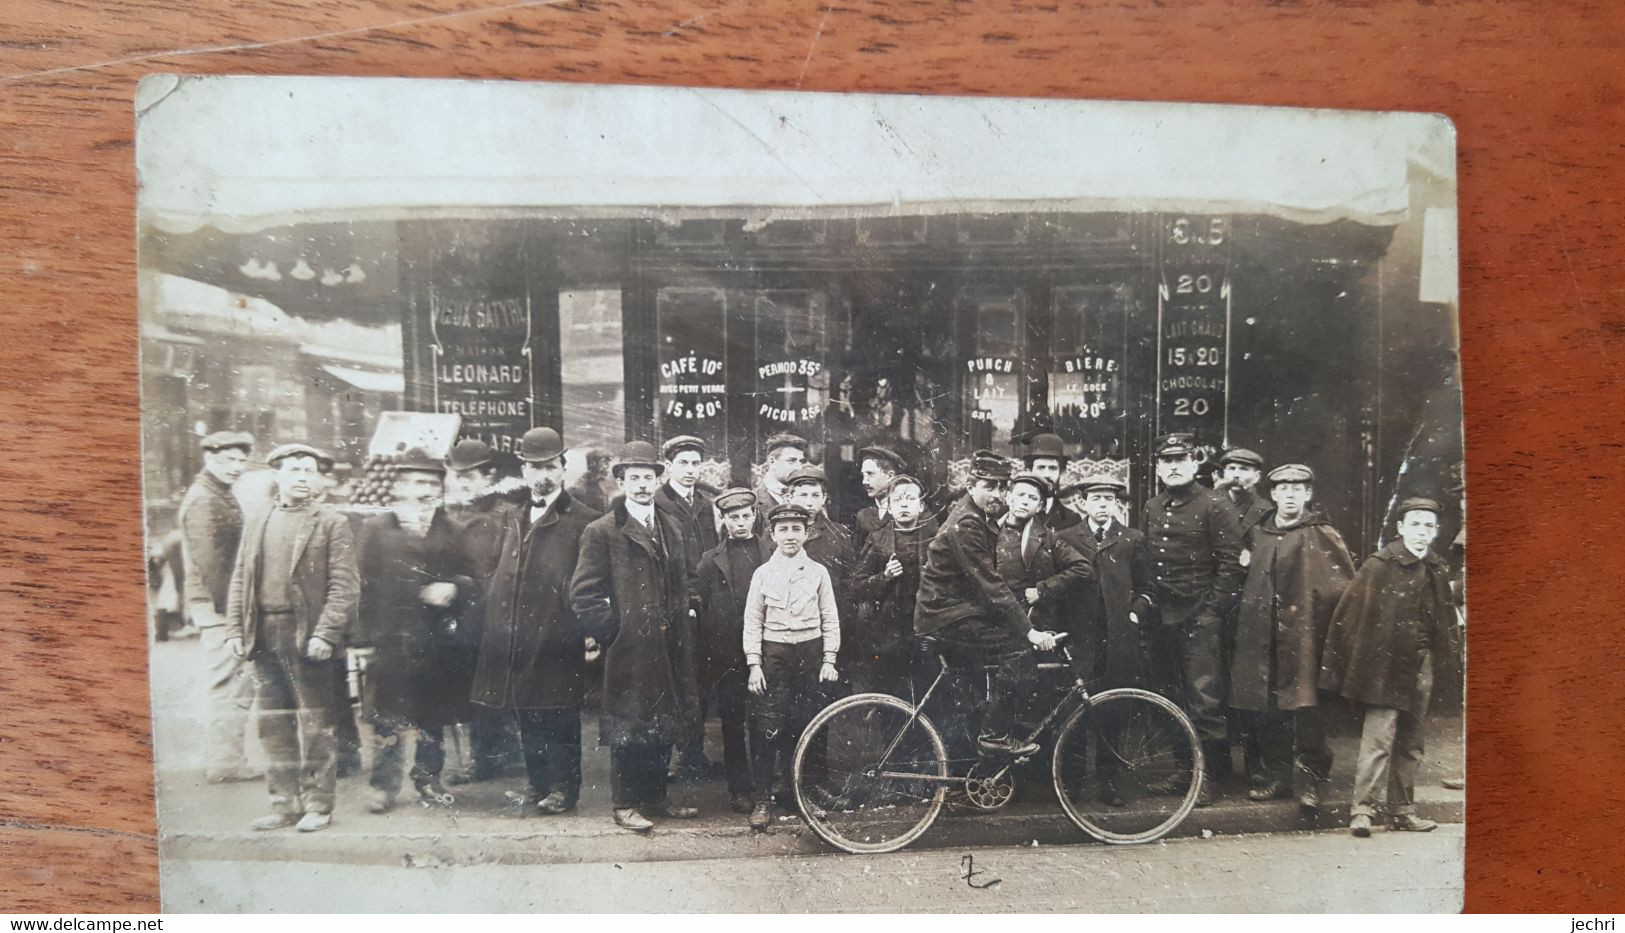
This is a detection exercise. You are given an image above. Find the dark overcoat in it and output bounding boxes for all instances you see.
[470,491,598,710]
[1228,488,1274,543]
[356,510,479,727]
[570,500,700,746]
[178,471,243,615]
[853,517,939,657]
[693,537,763,688]
[1318,540,1457,711]
[1057,519,1156,688]
[994,518,1093,633]
[1229,511,1356,712]
[914,498,1031,638]
[225,504,358,654]
[852,503,887,553]
[655,482,719,570]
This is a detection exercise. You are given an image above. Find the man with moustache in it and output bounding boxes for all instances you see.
[1022,432,1081,532]
[1142,433,1245,805]
[178,430,259,784]
[852,445,904,551]
[1228,464,1355,813]
[1213,446,1271,783]
[470,428,598,816]
[225,443,358,833]
[753,433,809,515]
[571,441,702,832]
[915,452,1060,763]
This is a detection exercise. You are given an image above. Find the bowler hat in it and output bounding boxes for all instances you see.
[1023,433,1068,466]
[1267,463,1314,484]
[1219,448,1265,469]
[661,435,707,461]
[1154,433,1201,459]
[1072,474,1128,499]
[446,439,496,471]
[766,503,813,526]
[857,445,904,472]
[266,442,334,471]
[714,487,757,514]
[1010,471,1053,499]
[611,441,665,479]
[200,430,254,453]
[786,464,827,488]
[764,433,809,456]
[518,428,566,464]
[967,450,1014,482]
[1397,496,1442,518]
[395,447,445,474]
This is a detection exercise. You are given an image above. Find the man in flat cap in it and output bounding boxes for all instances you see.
[657,435,723,781]
[1213,446,1271,784]
[1055,475,1156,691]
[1142,433,1245,805]
[853,445,904,552]
[354,449,479,812]
[225,443,358,833]
[179,430,259,783]
[916,452,1060,762]
[1228,464,1355,814]
[692,488,766,813]
[1320,497,1457,838]
[753,433,810,514]
[571,441,702,832]
[1023,432,1081,533]
[470,428,598,816]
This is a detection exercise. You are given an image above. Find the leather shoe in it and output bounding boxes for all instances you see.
[1247,780,1290,802]
[295,811,332,833]
[731,793,755,814]
[1296,786,1320,811]
[648,798,700,819]
[1389,814,1438,833]
[415,779,456,807]
[613,808,654,832]
[366,789,395,814]
[534,791,574,815]
[1194,777,1215,808]
[250,812,300,831]
[1349,813,1372,837]
[749,800,772,831]
[977,735,1040,758]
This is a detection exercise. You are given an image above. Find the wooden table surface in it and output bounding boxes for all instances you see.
[2,0,1622,913]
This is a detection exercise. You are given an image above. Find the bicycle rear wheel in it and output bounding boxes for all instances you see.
[793,693,949,854]
[1051,688,1203,844]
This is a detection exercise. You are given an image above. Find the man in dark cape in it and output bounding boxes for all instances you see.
[1228,464,1355,811]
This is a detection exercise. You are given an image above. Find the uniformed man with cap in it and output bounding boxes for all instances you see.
[1023,432,1081,532]
[1228,464,1356,813]
[225,442,358,833]
[179,430,260,783]
[657,434,721,781]
[915,452,1061,762]
[853,444,905,550]
[1142,433,1245,805]
[571,441,702,832]
[753,432,810,513]
[1320,496,1457,838]
[469,427,598,816]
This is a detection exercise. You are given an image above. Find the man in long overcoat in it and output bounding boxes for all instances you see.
[1227,465,1355,811]
[470,428,597,815]
[571,441,702,832]
[1056,475,1156,689]
[656,434,720,779]
[178,430,258,782]
[1319,497,1458,837]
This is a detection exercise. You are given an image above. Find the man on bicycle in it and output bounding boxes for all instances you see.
[915,451,1059,761]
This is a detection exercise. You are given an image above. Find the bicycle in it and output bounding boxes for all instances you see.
[791,634,1204,854]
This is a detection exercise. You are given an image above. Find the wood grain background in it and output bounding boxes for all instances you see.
[2,0,1622,913]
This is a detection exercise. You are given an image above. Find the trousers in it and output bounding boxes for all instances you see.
[198,622,256,777]
[611,739,672,809]
[1352,649,1434,818]
[1251,706,1332,791]
[925,617,1037,766]
[250,611,339,815]
[367,712,445,796]
[703,673,754,796]
[516,708,581,803]
[751,639,828,797]
[1144,611,1228,762]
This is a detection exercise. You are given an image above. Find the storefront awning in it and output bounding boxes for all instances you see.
[137,76,1452,232]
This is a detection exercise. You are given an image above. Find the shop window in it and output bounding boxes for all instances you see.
[753,289,831,440]
[560,288,626,454]
[1048,284,1130,461]
[655,287,729,455]
[958,285,1027,450]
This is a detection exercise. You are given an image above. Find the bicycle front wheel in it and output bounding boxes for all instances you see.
[1051,687,1203,844]
[792,693,949,855]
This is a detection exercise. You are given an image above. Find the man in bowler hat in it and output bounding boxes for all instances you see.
[1023,432,1081,532]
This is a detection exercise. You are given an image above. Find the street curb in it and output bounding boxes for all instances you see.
[163,796,1464,867]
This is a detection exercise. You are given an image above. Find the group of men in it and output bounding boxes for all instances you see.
[175,424,1459,839]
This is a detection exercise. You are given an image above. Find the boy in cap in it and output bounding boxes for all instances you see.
[771,464,857,624]
[743,502,841,831]
[1320,497,1457,837]
[179,430,259,783]
[1023,432,1080,532]
[853,445,904,551]
[225,443,358,833]
[852,474,939,699]
[996,472,1092,639]
[1228,464,1355,813]
[693,487,765,813]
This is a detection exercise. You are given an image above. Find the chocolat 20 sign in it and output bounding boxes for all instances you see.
[1157,214,1232,445]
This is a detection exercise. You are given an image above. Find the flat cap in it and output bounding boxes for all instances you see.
[1154,433,1201,458]
[611,441,664,478]
[1218,448,1265,469]
[518,427,566,463]
[200,430,255,453]
[266,442,333,470]
[446,439,496,471]
[1023,432,1067,464]
[967,450,1015,482]
[1010,471,1053,498]
[766,503,813,526]
[661,435,707,461]
[786,464,827,488]
[1267,463,1314,484]
[764,432,809,455]
[1071,473,1128,499]
[857,445,904,472]
[714,487,757,514]
[1397,496,1443,518]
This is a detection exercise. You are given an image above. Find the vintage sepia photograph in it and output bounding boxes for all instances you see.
[135,76,1463,912]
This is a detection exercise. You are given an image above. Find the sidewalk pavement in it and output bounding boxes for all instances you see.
[150,641,1464,869]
